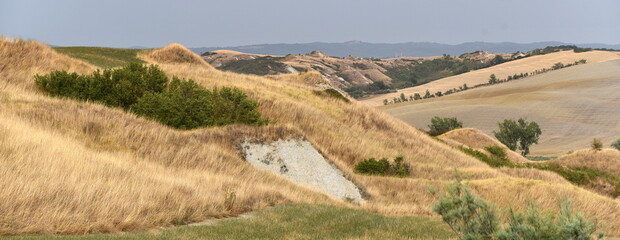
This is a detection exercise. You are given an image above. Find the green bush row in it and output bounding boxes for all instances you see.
[35,63,267,129]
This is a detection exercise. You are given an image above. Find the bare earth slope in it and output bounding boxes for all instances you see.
[4,39,620,236]
[364,50,620,106]
[383,60,620,156]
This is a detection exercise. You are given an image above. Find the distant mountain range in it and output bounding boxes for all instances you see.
[190,41,620,58]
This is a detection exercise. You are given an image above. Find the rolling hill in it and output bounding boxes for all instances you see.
[190,41,620,58]
[364,50,620,106]
[3,38,620,237]
[382,60,620,157]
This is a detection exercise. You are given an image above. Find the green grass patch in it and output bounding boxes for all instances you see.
[526,156,557,161]
[458,146,515,168]
[53,47,146,68]
[5,204,455,240]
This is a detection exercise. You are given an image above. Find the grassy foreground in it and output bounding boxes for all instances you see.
[53,47,146,68]
[4,204,455,240]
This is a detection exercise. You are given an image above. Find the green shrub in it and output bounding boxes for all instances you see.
[35,63,267,130]
[435,173,600,240]
[460,146,514,168]
[612,138,620,150]
[428,116,463,136]
[433,172,499,240]
[496,201,598,240]
[354,156,409,177]
[484,145,507,159]
[354,158,390,175]
[591,138,603,151]
[35,63,168,109]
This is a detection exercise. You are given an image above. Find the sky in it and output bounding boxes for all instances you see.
[1,0,618,48]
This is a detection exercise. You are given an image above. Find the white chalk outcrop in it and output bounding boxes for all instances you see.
[241,139,363,202]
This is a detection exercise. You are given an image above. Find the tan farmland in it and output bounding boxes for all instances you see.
[3,38,620,236]
[383,60,620,156]
[364,50,620,106]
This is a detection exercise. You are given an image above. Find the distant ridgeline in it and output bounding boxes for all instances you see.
[349,45,599,99]
[382,58,588,106]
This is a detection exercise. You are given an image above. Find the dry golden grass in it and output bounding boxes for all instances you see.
[440,128,531,164]
[139,43,209,66]
[3,38,620,236]
[552,148,620,176]
[364,50,620,106]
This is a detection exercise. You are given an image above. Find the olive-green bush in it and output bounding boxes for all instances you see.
[35,63,267,129]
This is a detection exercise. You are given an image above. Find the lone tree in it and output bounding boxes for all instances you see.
[428,116,463,136]
[493,118,541,156]
[488,74,499,84]
[591,138,603,151]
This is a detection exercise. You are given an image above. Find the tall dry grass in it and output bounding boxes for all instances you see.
[2,39,620,235]
[552,148,620,176]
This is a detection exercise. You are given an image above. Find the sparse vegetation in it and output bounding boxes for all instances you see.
[433,172,499,240]
[435,174,600,240]
[354,156,409,177]
[428,116,463,136]
[313,89,350,102]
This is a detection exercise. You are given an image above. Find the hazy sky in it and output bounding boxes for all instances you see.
[1,0,618,48]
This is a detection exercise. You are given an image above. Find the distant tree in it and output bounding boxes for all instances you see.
[435,91,443,97]
[611,138,620,150]
[488,74,498,84]
[424,89,432,99]
[552,62,565,70]
[383,99,389,105]
[428,116,463,136]
[462,83,468,90]
[400,93,407,102]
[413,93,422,100]
[578,59,587,64]
[591,138,603,151]
[494,118,542,156]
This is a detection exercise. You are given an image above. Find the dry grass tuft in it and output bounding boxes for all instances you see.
[3,38,620,236]
[0,37,94,91]
[140,43,209,66]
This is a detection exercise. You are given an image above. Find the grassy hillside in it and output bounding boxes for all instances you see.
[364,50,620,106]
[53,46,146,68]
[3,38,620,237]
[383,60,620,156]
[5,204,455,240]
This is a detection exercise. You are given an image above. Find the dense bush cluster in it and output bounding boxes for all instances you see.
[428,116,463,136]
[35,63,267,129]
[434,173,600,240]
[354,156,409,177]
